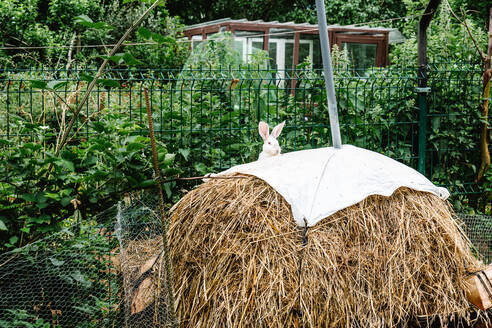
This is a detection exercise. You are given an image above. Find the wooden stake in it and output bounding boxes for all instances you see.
[144,88,177,327]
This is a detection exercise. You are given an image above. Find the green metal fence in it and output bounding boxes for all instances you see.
[0,64,486,197]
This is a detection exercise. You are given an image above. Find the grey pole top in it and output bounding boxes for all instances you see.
[315,0,342,149]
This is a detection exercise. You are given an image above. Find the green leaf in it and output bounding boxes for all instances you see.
[58,159,75,172]
[30,81,48,89]
[178,148,190,161]
[45,192,59,200]
[164,167,181,176]
[36,202,49,209]
[90,22,114,30]
[163,153,175,166]
[50,258,65,266]
[0,220,7,231]
[9,236,18,245]
[20,227,30,233]
[138,179,156,188]
[97,79,120,88]
[75,15,113,30]
[137,27,152,40]
[107,53,125,65]
[194,162,208,175]
[151,32,167,44]
[80,73,94,83]
[61,196,72,207]
[122,52,143,66]
[21,193,37,202]
[164,182,172,198]
[47,80,69,90]
[71,270,92,288]
[28,215,50,224]
[74,14,93,24]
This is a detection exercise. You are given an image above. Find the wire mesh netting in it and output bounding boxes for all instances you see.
[0,206,122,327]
[115,193,172,328]
[0,192,172,328]
[0,191,490,327]
[0,63,485,196]
[459,214,492,265]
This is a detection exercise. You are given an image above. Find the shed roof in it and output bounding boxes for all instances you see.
[184,18,405,44]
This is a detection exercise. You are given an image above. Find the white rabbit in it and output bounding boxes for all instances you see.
[258,121,285,160]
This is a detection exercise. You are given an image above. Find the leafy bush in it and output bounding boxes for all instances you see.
[0,109,177,250]
[0,0,189,69]
[47,0,104,30]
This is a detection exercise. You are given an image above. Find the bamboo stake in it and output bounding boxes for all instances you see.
[144,87,177,327]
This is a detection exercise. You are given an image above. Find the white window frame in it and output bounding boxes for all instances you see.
[243,38,312,68]
[190,35,203,50]
[231,36,314,86]
[192,34,314,70]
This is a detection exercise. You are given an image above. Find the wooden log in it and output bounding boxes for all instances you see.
[465,264,492,311]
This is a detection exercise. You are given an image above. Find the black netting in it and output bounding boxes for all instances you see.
[116,193,172,327]
[0,192,174,328]
[459,214,492,265]
[0,207,122,327]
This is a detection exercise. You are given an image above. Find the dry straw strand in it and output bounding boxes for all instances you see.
[162,175,488,327]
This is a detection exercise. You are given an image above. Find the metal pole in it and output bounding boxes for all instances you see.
[315,0,342,149]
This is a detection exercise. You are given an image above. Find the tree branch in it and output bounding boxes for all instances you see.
[66,32,77,71]
[53,0,162,157]
[445,0,486,61]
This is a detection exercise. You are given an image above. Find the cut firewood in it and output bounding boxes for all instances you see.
[129,252,164,314]
[465,264,492,311]
[131,277,154,314]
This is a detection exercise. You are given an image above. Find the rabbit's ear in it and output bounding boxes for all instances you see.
[271,121,285,138]
[258,121,269,141]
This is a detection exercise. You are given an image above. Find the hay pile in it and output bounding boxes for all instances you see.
[168,175,485,327]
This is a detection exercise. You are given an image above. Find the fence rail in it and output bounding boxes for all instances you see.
[0,64,487,199]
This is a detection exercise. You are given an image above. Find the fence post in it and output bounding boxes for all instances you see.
[417,88,429,174]
[417,0,441,174]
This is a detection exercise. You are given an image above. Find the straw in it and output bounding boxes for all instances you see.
[166,175,487,327]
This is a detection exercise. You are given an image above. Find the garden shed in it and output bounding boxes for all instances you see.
[184,18,405,70]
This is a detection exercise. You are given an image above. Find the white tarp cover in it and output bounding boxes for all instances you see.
[217,145,449,227]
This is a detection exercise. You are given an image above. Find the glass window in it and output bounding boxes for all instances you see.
[299,34,318,68]
[268,41,277,69]
[191,35,203,50]
[234,40,243,56]
[298,42,311,64]
[285,42,294,70]
[235,30,258,37]
[342,42,377,69]
[251,41,263,53]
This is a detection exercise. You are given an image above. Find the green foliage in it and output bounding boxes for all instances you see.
[0,309,52,328]
[183,33,243,69]
[47,0,104,30]
[390,3,488,64]
[0,0,189,69]
[0,221,120,327]
[165,0,407,26]
[0,110,176,250]
[0,0,52,66]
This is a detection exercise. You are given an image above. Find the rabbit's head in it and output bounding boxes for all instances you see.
[258,121,285,157]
